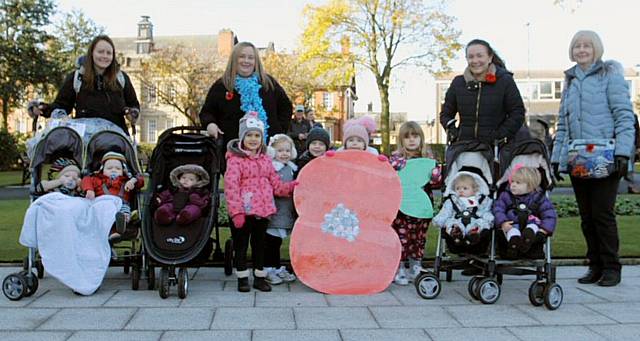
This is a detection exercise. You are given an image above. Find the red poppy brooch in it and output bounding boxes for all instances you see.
[485,73,497,84]
[225,91,234,101]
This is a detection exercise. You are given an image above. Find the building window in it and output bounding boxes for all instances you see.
[539,81,553,99]
[145,84,157,104]
[554,81,562,99]
[323,92,334,111]
[147,119,157,143]
[166,118,173,130]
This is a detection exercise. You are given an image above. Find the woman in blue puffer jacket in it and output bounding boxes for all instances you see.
[551,30,636,287]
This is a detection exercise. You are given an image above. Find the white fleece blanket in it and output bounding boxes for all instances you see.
[19,193,122,295]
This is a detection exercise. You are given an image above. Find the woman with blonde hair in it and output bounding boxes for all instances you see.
[200,41,292,164]
[551,30,635,287]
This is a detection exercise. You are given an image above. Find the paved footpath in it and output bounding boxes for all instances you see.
[1,266,640,341]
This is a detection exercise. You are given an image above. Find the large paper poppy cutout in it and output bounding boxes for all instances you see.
[290,150,402,294]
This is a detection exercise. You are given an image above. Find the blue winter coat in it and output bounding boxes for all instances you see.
[551,60,636,171]
[493,190,557,235]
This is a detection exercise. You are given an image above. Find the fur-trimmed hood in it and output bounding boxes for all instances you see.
[169,164,210,188]
[442,171,490,197]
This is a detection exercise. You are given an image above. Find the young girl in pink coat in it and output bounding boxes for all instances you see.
[224,112,297,293]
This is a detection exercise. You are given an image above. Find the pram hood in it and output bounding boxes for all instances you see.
[442,170,491,197]
[496,138,553,190]
[85,130,141,176]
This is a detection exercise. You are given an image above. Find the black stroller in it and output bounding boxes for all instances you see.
[415,140,496,300]
[85,127,146,290]
[2,125,83,300]
[464,137,563,310]
[142,126,222,299]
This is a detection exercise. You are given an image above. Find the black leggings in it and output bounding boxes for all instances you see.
[230,216,268,272]
[571,175,621,272]
[264,233,283,268]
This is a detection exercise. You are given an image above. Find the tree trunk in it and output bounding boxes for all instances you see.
[2,99,9,131]
[375,79,391,155]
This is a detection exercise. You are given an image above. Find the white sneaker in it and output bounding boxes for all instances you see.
[394,266,409,285]
[265,267,283,285]
[276,266,296,282]
[407,264,423,281]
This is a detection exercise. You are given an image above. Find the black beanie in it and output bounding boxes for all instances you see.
[306,127,330,149]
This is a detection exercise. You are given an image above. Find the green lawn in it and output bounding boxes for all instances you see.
[1,198,639,262]
[0,171,26,187]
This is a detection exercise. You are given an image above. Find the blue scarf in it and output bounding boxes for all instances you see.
[235,73,269,141]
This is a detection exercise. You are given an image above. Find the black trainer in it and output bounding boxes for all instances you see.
[577,268,602,284]
[597,269,621,287]
[506,236,521,259]
[237,277,250,292]
[520,228,536,253]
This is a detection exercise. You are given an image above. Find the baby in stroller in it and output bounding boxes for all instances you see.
[433,171,494,247]
[493,165,557,259]
[154,164,211,226]
[82,151,144,241]
[33,157,82,196]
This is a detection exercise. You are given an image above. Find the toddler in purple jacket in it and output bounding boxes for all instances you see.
[154,164,210,226]
[493,165,557,258]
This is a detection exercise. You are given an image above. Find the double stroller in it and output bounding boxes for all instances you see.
[415,137,564,310]
[2,117,144,300]
[142,126,222,299]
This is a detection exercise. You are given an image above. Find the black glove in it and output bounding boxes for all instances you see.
[446,123,458,143]
[552,162,564,182]
[615,156,629,178]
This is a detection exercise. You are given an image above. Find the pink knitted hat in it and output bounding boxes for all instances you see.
[342,116,377,148]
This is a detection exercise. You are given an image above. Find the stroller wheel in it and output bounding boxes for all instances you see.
[177,268,188,299]
[415,273,441,299]
[468,275,483,300]
[224,239,233,276]
[3,273,27,301]
[528,281,545,306]
[147,265,156,290]
[159,268,170,299]
[131,262,140,291]
[477,278,501,304]
[543,283,563,310]
[19,271,38,298]
[123,251,130,274]
[35,259,44,279]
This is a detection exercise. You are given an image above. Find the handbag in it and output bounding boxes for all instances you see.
[566,139,615,179]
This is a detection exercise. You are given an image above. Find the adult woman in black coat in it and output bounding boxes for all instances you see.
[31,35,140,134]
[199,41,292,159]
[439,39,525,145]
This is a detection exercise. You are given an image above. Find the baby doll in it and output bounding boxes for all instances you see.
[154,164,211,225]
[493,165,557,258]
[34,157,82,196]
[81,151,144,240]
